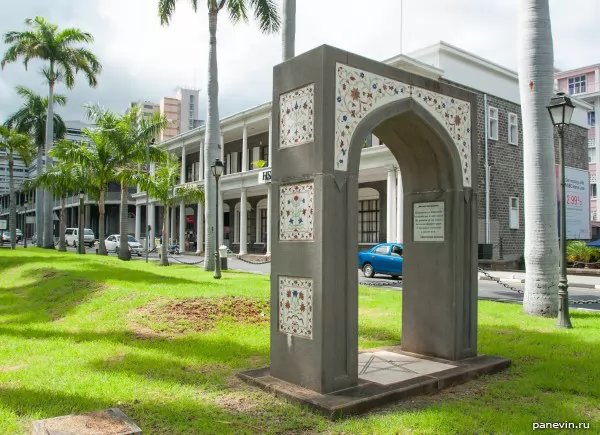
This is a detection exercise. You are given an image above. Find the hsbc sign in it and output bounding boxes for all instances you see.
[258,169,272,184]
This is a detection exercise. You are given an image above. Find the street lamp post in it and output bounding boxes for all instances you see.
[547,92,575,329]
[78,190,85,254]
[146,138,155,264]
[211,158,224,279]
[23,200,28,248]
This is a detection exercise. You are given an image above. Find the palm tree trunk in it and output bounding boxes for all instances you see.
[204,9,221,271]
[282,0,296,61]
[35,144,44,247]
[58,197,67,252]
[42,77,55,249]
[118,183,131,260]
[160,204,169,266]
[97,189,107,255]
[8,155,16,250]
[518,0,558,316]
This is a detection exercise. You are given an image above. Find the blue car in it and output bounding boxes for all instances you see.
[358,243,403,278]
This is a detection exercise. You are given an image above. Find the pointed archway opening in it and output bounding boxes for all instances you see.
[239,45,510,418]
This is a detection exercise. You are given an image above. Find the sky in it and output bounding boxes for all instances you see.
[0,0,598,124]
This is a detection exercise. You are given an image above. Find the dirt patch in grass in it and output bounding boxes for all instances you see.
[43,410,134,435]
[131,296,269,336]
[0,365,24,372]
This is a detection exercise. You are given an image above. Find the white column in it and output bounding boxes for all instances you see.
[386,167,397,243]
[252,147,260,168]
[180,146,186,184]
[396,167,403,243]
[199,143,204,181]
[242,125,248,172]
[234,208,239,244]
[149,203,156,249]
[220,134,225,162]
[218,192,224,247]
[266,184,272,255]
[179,201,185,250]
[170,206,176,245]
[239,188,248,254]
[196,202,204,254]
[135,205,141,241]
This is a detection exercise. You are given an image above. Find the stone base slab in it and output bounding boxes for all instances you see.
[32,408,141,435]
[238,350,511,420]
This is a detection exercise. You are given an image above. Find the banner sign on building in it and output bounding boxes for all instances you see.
[556,165,590,240]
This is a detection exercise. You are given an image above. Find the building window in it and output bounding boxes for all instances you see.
[589,147,596,164]
[592,184,597,199]
[260,208,267,243]
[589,111,596,127]
[488,107,499,140]
[509,197,519,230]
[358,199,380,243]
[189,95,194,104]
[508,113,518,145]
[568,75,586,95]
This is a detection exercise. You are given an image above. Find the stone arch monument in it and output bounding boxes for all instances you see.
[240,45,509,416]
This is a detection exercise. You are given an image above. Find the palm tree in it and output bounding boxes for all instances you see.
[0,126,36,249]
[282,0,296,60]
[88,105,167,261]
[30,144,86,252]
[1,16,102,249]
[4,86,67,247]
[518,0,558,316]
[132,154,205,265]
[158,0,280,270]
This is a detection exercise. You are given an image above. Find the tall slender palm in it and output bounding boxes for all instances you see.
[131,154,205,265]
[282,0,296,60]
[4,86,67,247]
[1,16,102,249]
[158,0,280,270]
[30,147,85,252]
[0,126,35,249]
[518,0,558,316]
[89,105,167,261]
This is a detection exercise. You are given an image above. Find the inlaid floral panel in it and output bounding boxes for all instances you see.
[280,84,315,148]
[334,63,472,187]
[279,276,313,339]
[279,182,314,241]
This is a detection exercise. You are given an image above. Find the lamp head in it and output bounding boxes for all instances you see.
[211,158,224,178]
[547,92,575,127]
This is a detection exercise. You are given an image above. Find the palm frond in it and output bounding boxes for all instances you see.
[158,0,178,25]
[248,0,280,33]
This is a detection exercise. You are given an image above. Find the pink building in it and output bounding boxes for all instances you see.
[555,65,599,238]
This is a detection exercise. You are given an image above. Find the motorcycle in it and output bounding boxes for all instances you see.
[168,244,180,255]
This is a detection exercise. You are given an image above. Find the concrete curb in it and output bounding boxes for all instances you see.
[478,276,600,289]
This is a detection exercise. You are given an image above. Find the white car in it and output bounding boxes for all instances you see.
[105,234,143,256]
[65,228,95,248]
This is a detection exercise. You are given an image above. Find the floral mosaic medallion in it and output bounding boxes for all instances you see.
[334,63,472,187]
[280,84,315,148]
[279,182,314,241]
[279,276,313,338]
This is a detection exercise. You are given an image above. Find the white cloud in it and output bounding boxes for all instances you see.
[0,0,598,124]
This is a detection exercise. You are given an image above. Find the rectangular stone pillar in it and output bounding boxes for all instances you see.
[239,189,247,254]
[85,205,91,229]
[170,207,176,245]
[180,146,186,184]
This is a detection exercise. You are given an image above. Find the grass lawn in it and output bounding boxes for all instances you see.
[0,249,599,434]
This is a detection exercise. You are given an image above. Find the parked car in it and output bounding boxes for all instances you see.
[358,243,404,278]
[105,234,143,257]
[0,231,9,242]
[65,228,95,248]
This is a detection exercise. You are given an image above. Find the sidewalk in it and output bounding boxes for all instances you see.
[479,270,600,289]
